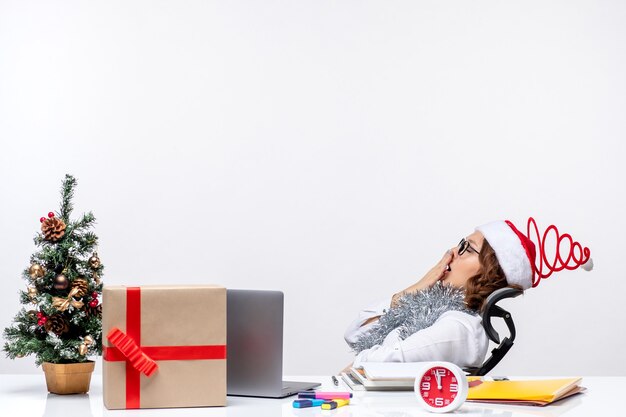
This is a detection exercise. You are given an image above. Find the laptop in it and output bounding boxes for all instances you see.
[226,289,320,398]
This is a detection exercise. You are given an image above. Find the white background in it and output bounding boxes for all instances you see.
[1,0,624,376]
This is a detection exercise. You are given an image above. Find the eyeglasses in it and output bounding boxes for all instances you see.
[457,238,480,256]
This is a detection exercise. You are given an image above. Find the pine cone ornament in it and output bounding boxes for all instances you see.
[84,303,102,318]
[71,278,89,297]
[41,217,66,242]
[44,314,69,335]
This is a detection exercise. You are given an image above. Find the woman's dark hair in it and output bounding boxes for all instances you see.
[464,239,524,311]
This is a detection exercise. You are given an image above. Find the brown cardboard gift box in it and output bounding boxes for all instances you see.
[102,285,226,409]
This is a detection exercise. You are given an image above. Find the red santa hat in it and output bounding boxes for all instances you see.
[475,217,593,290]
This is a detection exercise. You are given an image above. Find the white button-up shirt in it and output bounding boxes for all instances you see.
[345,298,489,369]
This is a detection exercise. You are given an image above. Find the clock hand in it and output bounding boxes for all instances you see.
[435,372,442,390]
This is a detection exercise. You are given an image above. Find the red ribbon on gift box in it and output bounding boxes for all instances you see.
[103,286,227,409]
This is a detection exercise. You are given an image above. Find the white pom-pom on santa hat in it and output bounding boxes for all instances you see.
[580,257,594,271]
[476,217,592,289]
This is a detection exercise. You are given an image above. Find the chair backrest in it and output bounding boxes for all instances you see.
[464,287,523,376]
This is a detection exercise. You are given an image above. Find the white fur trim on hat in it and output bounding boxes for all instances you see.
[475,221,533,290]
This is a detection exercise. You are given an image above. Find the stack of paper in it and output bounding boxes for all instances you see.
[361,362,427,381]
[340,363,426,391]
[466,378,585,406]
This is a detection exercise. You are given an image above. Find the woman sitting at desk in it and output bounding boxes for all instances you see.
[344,218,592,369]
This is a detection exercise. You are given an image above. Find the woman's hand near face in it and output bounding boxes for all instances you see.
[390,249,453,308]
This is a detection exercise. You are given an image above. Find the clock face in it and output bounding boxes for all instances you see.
[418,366,460,409]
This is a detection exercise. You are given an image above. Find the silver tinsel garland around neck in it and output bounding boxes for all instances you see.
[349,282,477,354]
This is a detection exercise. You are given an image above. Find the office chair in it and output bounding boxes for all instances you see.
[464,287,523,376]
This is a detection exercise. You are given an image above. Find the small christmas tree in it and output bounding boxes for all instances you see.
[3,174,103,364]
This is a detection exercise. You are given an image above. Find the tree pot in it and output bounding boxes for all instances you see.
[42,361,95,394]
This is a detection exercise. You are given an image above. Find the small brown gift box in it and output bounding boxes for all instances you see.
[102,285,226,409]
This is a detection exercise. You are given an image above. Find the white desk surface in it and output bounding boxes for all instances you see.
[0,374,623,417]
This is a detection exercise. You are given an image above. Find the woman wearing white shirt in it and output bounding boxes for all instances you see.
[344,218,592,370]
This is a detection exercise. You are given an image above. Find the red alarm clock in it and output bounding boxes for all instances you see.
[414,361,468,413]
